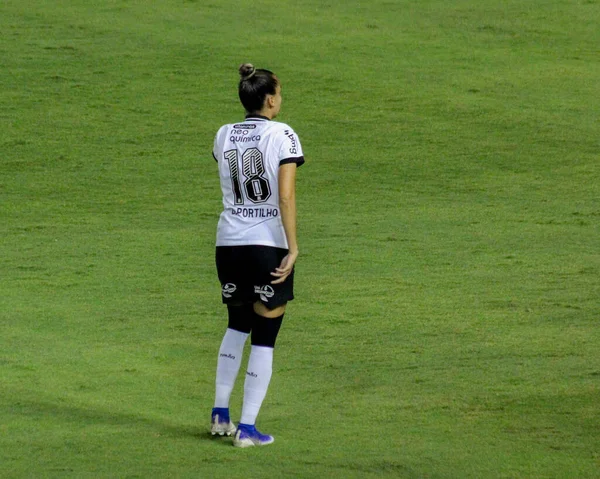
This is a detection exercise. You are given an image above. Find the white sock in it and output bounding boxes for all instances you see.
[214,328,249,409]
[240,345,273,425]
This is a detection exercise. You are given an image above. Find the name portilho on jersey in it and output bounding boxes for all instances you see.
[231,207,278,218]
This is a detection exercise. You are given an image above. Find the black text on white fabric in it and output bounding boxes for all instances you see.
[225,148,272,205]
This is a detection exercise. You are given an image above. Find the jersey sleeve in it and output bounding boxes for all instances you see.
[212,126,225,162]
[278,127,305,167]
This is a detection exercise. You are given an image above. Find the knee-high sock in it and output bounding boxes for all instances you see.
[214,328,249,409]
[240,345,273,425]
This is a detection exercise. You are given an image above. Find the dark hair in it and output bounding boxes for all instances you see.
[238,63,279,113]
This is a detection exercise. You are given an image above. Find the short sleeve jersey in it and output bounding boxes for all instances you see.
[213,115,304,248]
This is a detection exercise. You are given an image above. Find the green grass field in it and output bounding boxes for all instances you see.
[2,0,599,477]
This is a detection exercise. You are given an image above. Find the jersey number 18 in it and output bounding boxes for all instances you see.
[225,148,272,205]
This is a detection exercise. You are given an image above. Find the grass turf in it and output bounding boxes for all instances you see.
[1,0,599,477]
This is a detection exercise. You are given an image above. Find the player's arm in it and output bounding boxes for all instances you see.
[271,163,298,284]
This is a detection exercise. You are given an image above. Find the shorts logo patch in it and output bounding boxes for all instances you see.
[222,283,237,298]
[254,285,275,302]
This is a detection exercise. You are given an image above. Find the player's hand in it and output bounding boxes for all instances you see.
[270,250,298,284]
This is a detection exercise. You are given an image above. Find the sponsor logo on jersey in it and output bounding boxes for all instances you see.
[222,283,237,298]
[233,124,257,129]
[284,129,298,155]
[230,128,261,143]
[254,285,275,302]
[230,134,261,143]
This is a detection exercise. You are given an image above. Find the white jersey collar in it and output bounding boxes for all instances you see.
[244,114,270,121]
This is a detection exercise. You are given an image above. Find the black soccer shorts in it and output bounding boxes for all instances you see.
[215,245,294,309]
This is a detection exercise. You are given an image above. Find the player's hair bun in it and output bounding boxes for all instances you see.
[239,63,256,81]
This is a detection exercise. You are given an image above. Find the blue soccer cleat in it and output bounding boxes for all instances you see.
[211,408,236,436]
[233,423,275,448]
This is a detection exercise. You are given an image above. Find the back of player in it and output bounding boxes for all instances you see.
[210,63,304,448]
[214,118,304,249]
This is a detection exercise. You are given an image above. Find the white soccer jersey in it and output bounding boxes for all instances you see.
[213,116,304,248]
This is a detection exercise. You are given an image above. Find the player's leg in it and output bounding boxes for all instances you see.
[234,303,284,447]
[212,247,253,436]
[234,247,292,448]
[240,303,285,421]
[212,302,252,436]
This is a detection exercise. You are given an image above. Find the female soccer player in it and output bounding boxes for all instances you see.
[210,63,304,447]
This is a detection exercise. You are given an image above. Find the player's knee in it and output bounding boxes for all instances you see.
[251,313,283,348]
